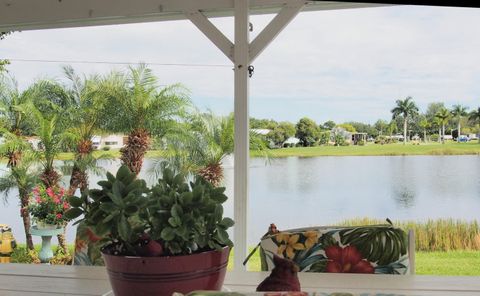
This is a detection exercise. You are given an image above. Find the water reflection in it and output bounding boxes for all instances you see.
[0,155,479,246]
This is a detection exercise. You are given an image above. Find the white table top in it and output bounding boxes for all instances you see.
[1,264,480,296]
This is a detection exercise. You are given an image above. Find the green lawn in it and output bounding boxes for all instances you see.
[252,142,480,158]
[51,142,480,161]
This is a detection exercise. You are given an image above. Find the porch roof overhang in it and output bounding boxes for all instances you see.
[0,1,392,32]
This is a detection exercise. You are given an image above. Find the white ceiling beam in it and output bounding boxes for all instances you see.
[185,10,234,62]
[249,0,305,62]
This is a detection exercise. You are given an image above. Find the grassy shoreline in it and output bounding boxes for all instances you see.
[252,142,480,158]
[48,142,480,161]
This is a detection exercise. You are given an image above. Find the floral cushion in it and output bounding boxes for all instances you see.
[259,225,410,275]
[73,221,104,266]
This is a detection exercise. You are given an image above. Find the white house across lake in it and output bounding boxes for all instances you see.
[92,134,126,150]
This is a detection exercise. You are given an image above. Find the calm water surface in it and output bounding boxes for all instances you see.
[1,155,479,245]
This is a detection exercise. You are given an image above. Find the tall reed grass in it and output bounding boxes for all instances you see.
[339,218,480,252]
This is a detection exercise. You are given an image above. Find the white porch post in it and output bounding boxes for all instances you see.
[185,0,305,272]
[233,0,250,272]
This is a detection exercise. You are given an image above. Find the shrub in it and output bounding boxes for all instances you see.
[10,247,41,264]
[318,131,330,145]
[334,134,345,146]
[357,140,365,146]
[102,146,111,151]
[430,134,440,142]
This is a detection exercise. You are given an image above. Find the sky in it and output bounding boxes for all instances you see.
[1,5,480,124]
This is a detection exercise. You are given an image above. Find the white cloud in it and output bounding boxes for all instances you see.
[2,5,480,124]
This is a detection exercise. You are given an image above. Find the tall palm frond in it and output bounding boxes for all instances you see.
[391,97,419,144]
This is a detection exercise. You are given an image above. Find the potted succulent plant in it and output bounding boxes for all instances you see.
[65,165,234,296]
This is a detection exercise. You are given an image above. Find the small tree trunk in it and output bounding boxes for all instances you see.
[457,122,461,142]
[19,192,34,250]
[403,119,407,145]
[120,129,150,176]
[424,130,427,143]
[442,124,446,144]
[438,128,441,142]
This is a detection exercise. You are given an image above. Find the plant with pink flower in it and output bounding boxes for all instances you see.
[28,185,71,226]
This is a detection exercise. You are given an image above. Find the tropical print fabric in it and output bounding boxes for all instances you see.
[259,225,410,275]
[73,221,104,266]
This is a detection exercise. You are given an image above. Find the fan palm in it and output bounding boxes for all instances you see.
[451,105,468,142]
[435,108,451,144]
[105,64,190,175]
[391,97,419,144]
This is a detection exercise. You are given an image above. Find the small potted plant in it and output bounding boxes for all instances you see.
[28,185,70,229]
[66,165,234,296]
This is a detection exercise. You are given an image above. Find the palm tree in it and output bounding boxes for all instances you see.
[157,111,269,187]
[469,107,480,124]
[0,151,38,250]
[470,107,480,143]
[106,64,190,175]
[418,118,430,143]
[435,108,451,144]
[0,74,37,249]
[391,97,419,144]
[18,101,74,252]
[60,66,111,195]
[160,112,234,186]
[451,105,468,142]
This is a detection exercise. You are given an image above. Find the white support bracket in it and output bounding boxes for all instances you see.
[186,0,304,273]
[184,10,235,62]
[250,0,305,62]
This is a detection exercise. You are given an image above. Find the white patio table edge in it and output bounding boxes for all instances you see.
[1,264,480,296]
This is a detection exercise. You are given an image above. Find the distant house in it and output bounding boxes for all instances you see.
[92,134,126,150]
[251,129,271,136]
[283,137,300,147]
[25,136,42,151]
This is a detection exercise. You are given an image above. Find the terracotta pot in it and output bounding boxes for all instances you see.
[102,246,230,296]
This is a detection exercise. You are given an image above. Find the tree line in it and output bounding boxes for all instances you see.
[251,97,480,147]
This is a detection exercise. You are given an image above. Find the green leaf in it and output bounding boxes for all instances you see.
[106,172,115,183]
[171,204,183,218]
[125,205,138,215]
[97,181,112,189]
[110,181,125,206]
[216,227,229,243]
[220,217,234,228]
[99,202,118,213]
[118,215,131,241]
[214,205,223,222]
[64,208,83,219]
[102,211,119,223]
[161,227,175,241]
[67,196,83,208]
[168,217,181,227]
[116,165,131,181]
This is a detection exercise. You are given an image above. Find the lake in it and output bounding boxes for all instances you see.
[1,155,479,246]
